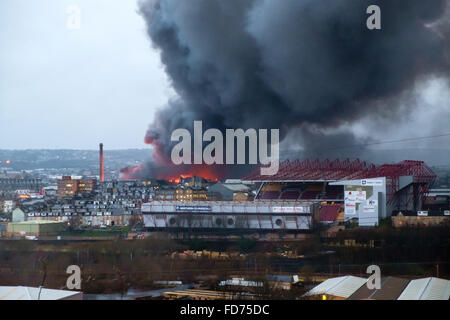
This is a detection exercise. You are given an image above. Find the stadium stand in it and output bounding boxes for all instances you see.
[244,159,436,208]
[279,190,300,200]
[323,185,343,199]
[299,185,322,200]
[259,191,280,200]
[256,183,282,200]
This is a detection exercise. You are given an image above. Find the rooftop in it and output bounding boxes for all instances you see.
[348,276,410,300]
[306,276,367,298]
[306,276,450,300]
[398,277,450,300]
[0,286,82,300]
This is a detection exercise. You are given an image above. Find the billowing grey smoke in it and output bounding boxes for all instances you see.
[135,0,450,178]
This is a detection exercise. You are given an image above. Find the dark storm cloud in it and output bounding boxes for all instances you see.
[138,0,450,161]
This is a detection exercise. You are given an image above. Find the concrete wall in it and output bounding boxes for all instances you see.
[143,213,312,230]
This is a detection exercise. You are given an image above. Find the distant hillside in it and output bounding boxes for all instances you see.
[0,149,152,170]
[0,148,448,171]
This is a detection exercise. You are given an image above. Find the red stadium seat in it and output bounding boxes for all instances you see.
[280,190,300,200]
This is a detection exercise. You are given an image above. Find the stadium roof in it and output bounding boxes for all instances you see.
[243,159,436,184]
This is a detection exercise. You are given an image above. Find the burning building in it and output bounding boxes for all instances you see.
[141,158,437,231]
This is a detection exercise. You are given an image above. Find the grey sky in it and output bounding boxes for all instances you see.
[0,0,174,150]
[0,1,449,151]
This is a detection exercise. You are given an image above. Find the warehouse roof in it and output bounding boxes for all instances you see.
[0,286,82,300]
[222,184,250,192]
[398,277,450,300]
[306,276,367,298]
[348,276,410,300]
[307,276,450,300]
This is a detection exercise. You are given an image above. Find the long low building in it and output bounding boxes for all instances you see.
[398,277,450,300]
[141,201,314,231]
[305,276,450,300]
[6,220,66,237]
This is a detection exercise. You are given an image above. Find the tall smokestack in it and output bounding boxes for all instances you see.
[99,143,104,183]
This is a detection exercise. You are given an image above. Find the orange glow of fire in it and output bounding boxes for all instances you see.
[121,162,222,183]
[167,173,219,184]
[164,166,221,184]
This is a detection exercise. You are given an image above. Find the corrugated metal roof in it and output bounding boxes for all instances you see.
[0,286,82,300]
[223,184,250,192]
[306,276,367,298]
[398,277,450,300]
[307,276,347,295]
[348,276,410,300]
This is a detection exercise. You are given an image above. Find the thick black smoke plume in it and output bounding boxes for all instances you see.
[133,0,450,179]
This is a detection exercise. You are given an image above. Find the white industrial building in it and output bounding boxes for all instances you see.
[397,277,450,300]
[305,276,450,300]
[0,286,83,300]
[142,200,313,231]
[305,276,368,299]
